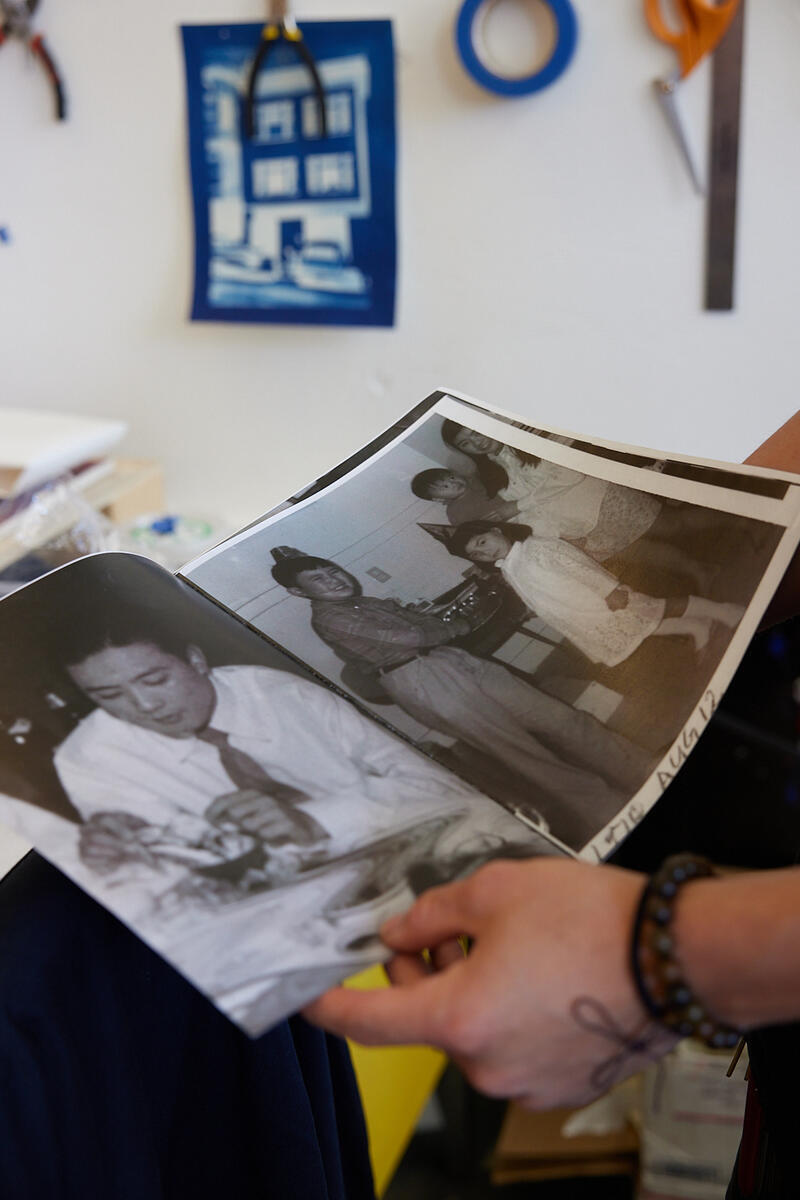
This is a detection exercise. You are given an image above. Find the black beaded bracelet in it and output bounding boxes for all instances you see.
[630,853,741,1050]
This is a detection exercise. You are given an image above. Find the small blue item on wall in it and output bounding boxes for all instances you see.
[455,0,577,97]
[181,20,396,327]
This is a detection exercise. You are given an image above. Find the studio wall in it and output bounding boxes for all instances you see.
[1,0,798,527]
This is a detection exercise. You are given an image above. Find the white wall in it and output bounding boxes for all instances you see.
[1,0,798,531]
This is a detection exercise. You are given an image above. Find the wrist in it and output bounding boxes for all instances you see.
[630,855,741,1048]
[674,867,800,1029]
[671,877,737,1023]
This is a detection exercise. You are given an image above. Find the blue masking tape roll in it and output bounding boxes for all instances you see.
[455,0,578,97]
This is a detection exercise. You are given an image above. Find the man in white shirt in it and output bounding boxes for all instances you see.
[55,632,544,880]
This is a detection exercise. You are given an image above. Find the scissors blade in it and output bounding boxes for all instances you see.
[653,75,705,195]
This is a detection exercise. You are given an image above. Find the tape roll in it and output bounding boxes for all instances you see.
[455,0,578,97]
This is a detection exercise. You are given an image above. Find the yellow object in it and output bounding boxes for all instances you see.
[644,0,739,78]
[345,966,446,1196]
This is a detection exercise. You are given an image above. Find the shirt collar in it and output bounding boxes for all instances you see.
[191,669,240,745]
[201,666,276,746]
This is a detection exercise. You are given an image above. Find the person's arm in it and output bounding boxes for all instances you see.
[304,858,800,1109]
[314,604,470,656]
[744,409,800,472]
[746,410,800,626]
[673,865,800,1028]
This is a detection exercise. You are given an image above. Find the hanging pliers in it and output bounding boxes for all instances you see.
[0,0,66,120]
[244,0,326,140]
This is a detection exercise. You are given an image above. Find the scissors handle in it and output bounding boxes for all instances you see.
[31,33,66,119]
[645,0,739,78]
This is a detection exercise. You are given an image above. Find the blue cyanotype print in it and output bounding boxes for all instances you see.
[181,21,396,327]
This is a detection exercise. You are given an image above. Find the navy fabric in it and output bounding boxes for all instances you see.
[0,852,375,1200]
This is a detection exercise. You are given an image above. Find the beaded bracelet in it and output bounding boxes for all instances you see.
[630,853,741,1050]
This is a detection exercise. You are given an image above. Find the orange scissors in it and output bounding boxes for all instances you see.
[645,0,740,193]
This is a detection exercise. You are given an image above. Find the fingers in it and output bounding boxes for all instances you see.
[380,876,482,953]
[205,790,264,823]
[205,793,239,823]
[222,797,268,824]
[385,952,429,987]
[431,937,467,971]
[205,792,295,838]
[303,971,457,1047]
[89,811,147,835]
[79,833,123,863]
[383,939,466,989]
[239,812,288,837]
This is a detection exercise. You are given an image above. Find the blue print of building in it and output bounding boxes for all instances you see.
[202,54,372,309]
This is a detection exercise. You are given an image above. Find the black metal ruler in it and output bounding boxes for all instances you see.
[704,0,746,311]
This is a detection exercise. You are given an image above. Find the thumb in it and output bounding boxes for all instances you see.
[381,876,481,953]
[303,967,459,1048]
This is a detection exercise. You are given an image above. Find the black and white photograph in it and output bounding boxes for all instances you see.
[453,388,796,502]
[0,552,556,1036]
[186,393,800,859]
[3,392,800,1037]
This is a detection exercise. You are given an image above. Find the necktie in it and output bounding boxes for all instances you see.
[197,727,327,846]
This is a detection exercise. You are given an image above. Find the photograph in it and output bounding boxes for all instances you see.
[186,396,792,857]
[182,20,396,327]
[0,552,556,1035]
[439,388,795,500]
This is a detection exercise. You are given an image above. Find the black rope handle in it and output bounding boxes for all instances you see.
[244,32,272,139]
[244,26,327,141]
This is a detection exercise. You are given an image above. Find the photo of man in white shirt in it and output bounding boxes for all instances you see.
[54,620,550,892]
[0,552,557,1033]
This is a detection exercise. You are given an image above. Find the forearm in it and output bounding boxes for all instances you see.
[746,410,800,626]
[320,612,460,654]
[744,410,800,473]
[675,866,800,1029]
[391,611,468,646]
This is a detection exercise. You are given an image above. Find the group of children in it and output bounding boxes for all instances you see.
[414,420,744,669]
[265,421,746,848]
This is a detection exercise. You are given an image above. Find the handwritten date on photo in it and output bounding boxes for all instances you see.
[657,690,718,792]
[588,689,718,861]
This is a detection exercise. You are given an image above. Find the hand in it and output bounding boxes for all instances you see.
[606,585,630,612]
[205,789,328,846]
[78,811,160,875]
[304,859,675,1110]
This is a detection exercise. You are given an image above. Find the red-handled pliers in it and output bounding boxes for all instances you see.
[0,0,66,120]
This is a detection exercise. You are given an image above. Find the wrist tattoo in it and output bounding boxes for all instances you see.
[570,996,670,1093]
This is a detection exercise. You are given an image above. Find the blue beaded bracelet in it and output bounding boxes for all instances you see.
[631,854,741,1050]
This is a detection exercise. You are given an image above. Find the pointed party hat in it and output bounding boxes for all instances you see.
[418,523,456,547]
[271,545,310,562]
